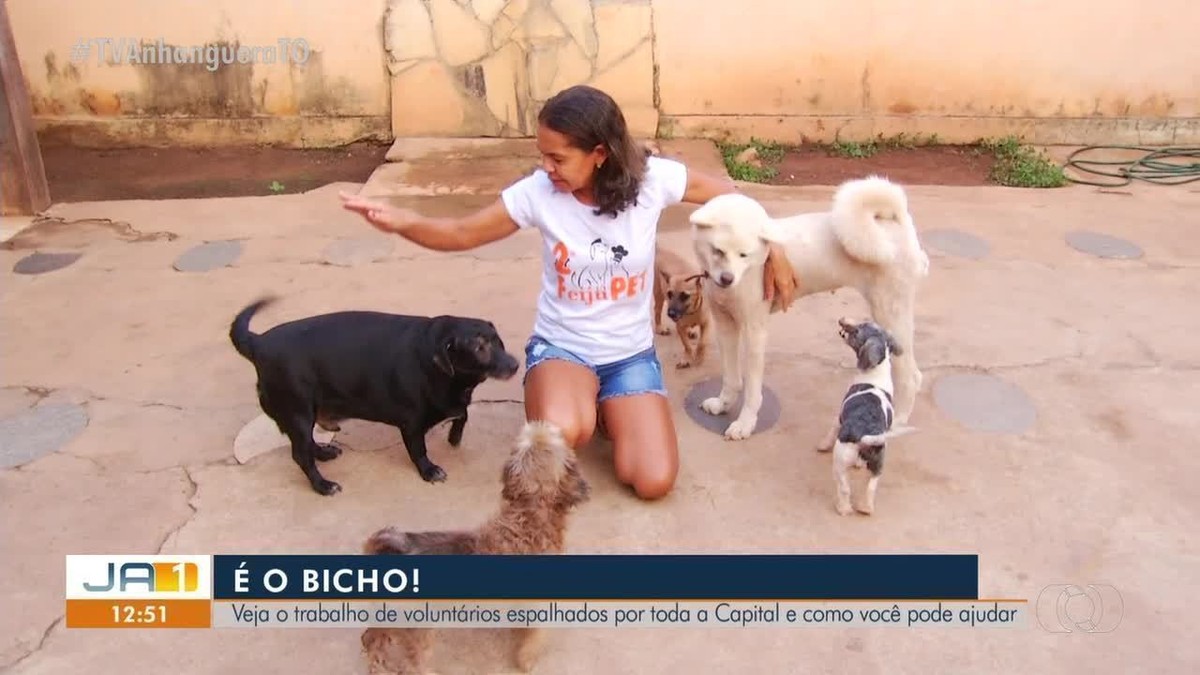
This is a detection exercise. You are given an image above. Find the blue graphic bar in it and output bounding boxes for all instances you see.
[212,555,978,600]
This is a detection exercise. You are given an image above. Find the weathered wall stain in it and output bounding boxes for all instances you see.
[293,49,365,116]
[30,40,370,120]
[32,52,81,115]
[131,41,256,117]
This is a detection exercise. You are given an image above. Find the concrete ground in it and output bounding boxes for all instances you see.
[1,139,1198,674]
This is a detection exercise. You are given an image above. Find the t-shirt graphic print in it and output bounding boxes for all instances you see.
[555,235,641,306]
[501,156,689,365]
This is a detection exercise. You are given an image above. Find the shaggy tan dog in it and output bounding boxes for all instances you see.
[360,421,591,674]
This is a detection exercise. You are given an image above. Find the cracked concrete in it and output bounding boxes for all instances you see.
[4,617,62,672]
[1,139,1198,674]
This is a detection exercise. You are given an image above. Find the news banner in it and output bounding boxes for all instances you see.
[65,554,1026,629]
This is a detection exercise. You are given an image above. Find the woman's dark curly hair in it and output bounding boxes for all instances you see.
[537,85,647,218]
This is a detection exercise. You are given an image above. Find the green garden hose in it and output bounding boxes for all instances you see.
[1062,145,1200,187]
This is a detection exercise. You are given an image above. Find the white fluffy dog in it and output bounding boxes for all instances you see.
[688,175,930,440]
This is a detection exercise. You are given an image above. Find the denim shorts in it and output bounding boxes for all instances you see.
[523,335,667,402]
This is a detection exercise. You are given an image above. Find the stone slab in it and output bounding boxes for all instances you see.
[233,412,337,465]
[1065,230,1144,260]
[12,251,82,275]
[655,139,731,181]
[173,240,243,272]
[0,215,36,243]
[923,229,991,260]
[681,376,780,435]
[932,372,1037,434]
[0,402,89,468]
[321,236,395,266]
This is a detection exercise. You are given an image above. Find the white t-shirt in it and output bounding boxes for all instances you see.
[501,156,689,365]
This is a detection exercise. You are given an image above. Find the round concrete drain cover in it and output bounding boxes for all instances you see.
[322,237,394,266]
[0,402,89,468]
[933,373,1036,434]
[173,240,243,272]
[13,251,83,275]
[682,376,780,435]
[923,229,990,260]
[1065,231,1143,260]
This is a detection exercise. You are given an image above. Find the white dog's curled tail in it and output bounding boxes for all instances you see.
[858,425,918,447]
[831,175,912,266]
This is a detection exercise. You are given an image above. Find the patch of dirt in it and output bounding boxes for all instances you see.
[0,217,176,251]
[39,140,391,202]
[768,145,995,186]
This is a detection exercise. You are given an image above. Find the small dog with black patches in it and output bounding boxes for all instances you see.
[359,421,590,674]
[817,318,917,515]
[652,244,711,368]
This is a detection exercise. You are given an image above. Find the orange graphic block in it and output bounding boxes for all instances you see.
[66,599,212,628]
[151,562,199,592]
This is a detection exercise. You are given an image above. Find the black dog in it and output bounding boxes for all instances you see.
[229,297,520,495]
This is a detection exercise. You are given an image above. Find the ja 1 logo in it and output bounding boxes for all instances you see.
[66,555,211,599]
[1035,584,1123,633]
[83,561,199,593]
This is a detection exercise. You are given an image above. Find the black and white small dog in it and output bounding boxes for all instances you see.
[816,318,917,515]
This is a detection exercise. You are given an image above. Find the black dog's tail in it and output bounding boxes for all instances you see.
[229,296,277,362]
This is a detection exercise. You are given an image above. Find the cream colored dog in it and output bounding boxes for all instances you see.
[688,175,930,440]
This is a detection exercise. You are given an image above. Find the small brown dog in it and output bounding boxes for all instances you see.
[360,421,590,674]
[653,244,711,368]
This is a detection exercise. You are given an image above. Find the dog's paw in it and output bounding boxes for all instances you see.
[815,440,834,453]
[835,501,853,516]
[700,396,727,416]
[855,503,875,516]
[314,443,342,462]
[313,479,342,496]
[419,463,448,483]
[723,417,756,440]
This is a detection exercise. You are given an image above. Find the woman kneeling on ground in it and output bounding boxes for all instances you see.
[340,85,798,501]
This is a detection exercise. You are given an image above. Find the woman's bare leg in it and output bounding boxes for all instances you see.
[524,360,599,449]
[599,393,679,500]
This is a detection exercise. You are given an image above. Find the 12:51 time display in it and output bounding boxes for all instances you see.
[111,604,167,624]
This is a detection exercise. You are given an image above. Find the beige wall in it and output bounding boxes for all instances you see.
[8,0,1198,148]
[653,0,1199,144]
[383,0,658,139]
[8,0,391,147]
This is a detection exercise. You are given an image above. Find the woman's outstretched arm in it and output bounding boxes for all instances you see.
[339,191,519,252]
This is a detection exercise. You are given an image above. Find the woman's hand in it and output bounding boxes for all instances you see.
[339,191,419,235]
[763,242,799,312]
